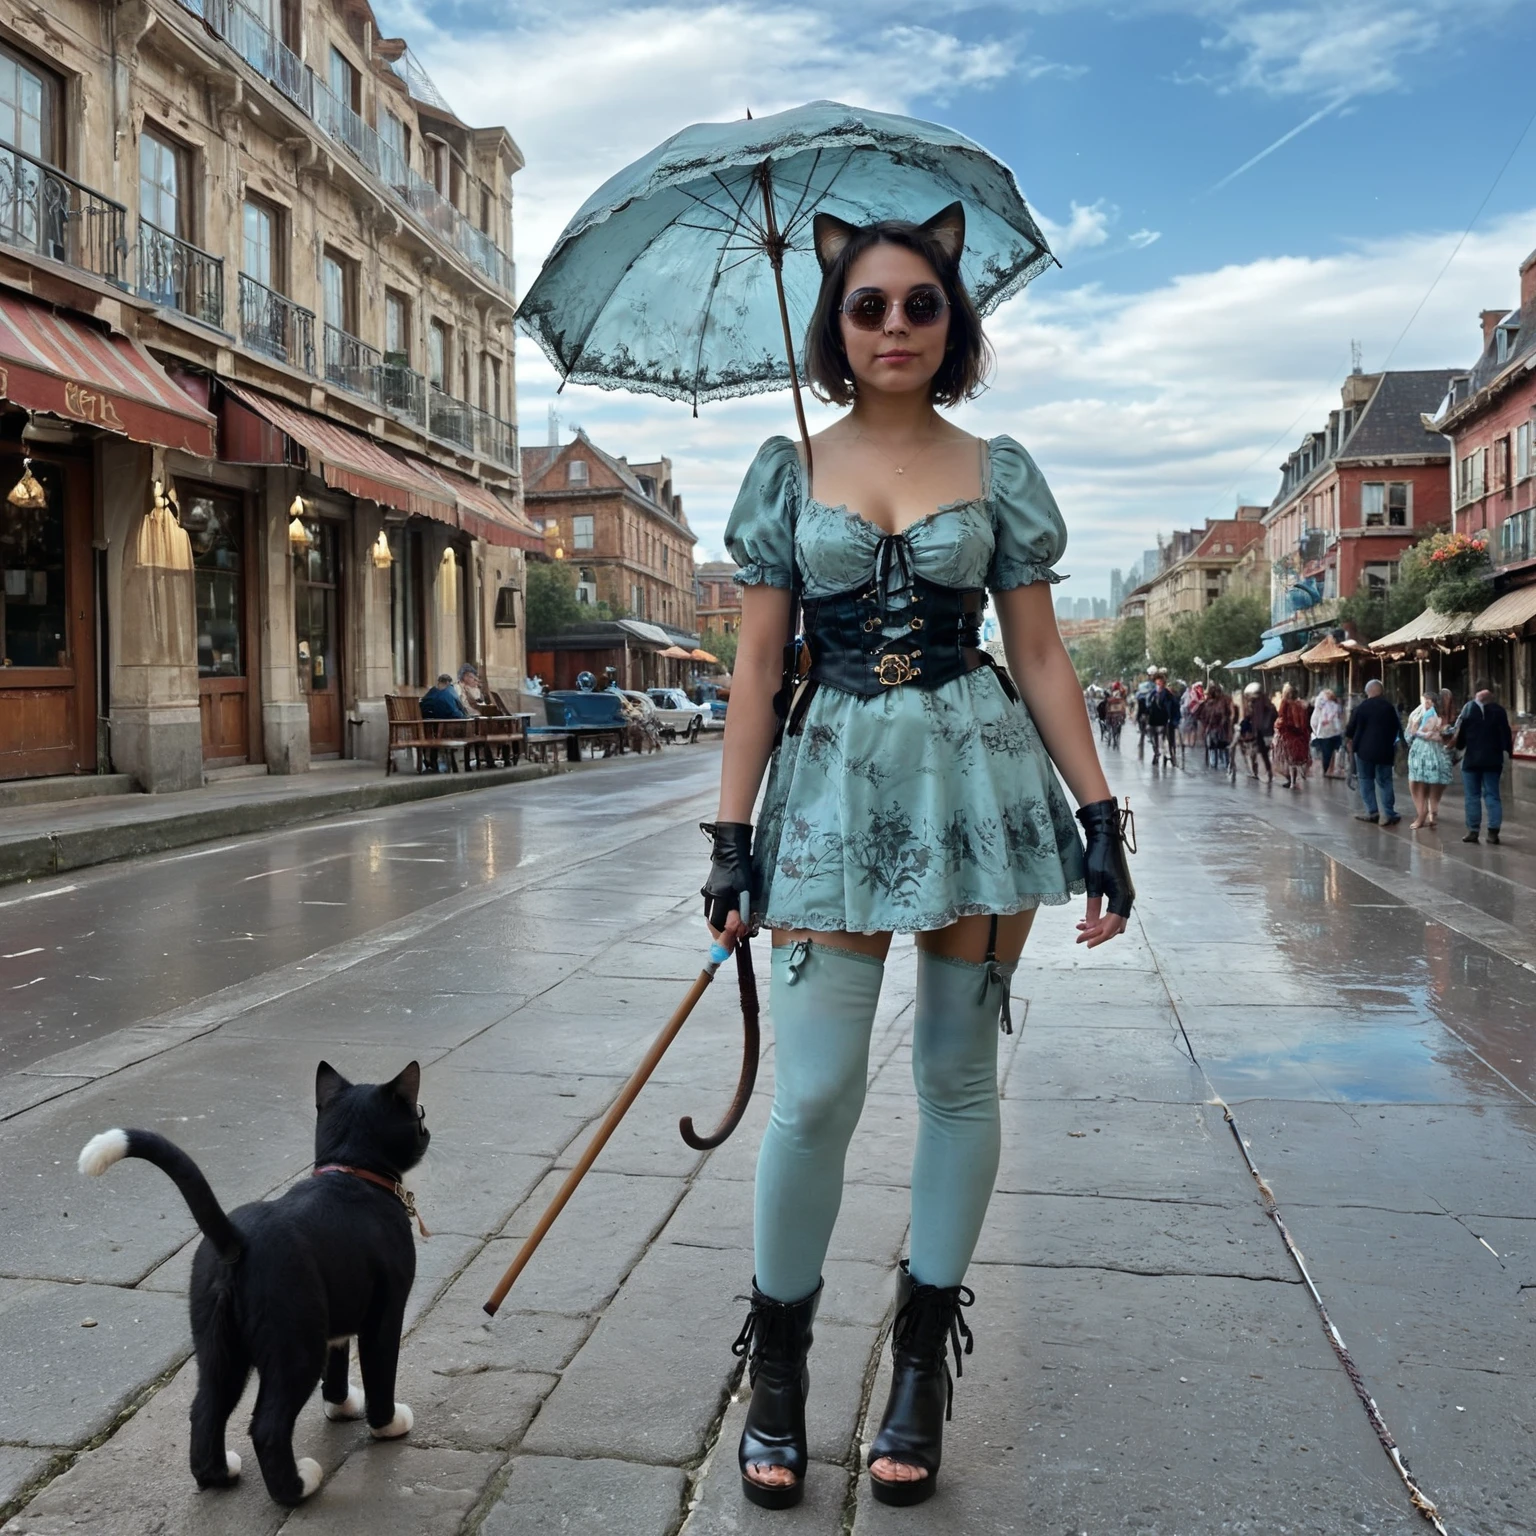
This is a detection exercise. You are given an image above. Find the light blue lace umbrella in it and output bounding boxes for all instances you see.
[517,100,1054,447]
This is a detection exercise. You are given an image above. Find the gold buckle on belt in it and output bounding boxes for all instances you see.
[875,653,919,687]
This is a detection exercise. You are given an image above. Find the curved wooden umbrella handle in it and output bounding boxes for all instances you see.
[679,936,760,1149]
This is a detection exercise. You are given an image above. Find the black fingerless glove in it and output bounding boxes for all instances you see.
[700,821,754,931]
[1075,799,1135,920]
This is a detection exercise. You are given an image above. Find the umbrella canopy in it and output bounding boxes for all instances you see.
[659,644,695,659]
[691,648,720,664]
[517,100,1053,414]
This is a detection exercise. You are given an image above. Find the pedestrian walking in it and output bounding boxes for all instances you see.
[1451,679,1514,844]
[1272,683,1311,789]
[1345,679,1402,825]
[701,206,1133,1510]
[1198,683,1233,769]
[1239,683,1276,781]
[1405,692,1453,829]
[1309,688,1344,777]
[1141,674,1178,766]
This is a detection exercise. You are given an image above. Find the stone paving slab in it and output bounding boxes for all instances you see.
[279,1445,501,1534]
[479,1454,687,1536]
[0,1453,56,1524]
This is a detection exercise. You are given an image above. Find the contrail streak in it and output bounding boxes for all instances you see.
[1206,94,1351,194]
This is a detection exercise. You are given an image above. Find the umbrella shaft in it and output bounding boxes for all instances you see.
[758,162,813,478]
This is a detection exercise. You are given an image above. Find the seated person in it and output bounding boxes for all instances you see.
[455,663,484,709]
[420,673,472,719]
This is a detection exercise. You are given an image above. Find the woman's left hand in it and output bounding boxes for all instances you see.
[1076,897,1127,948]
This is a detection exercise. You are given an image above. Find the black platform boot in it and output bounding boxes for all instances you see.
[867,1260,975,1507]
[732,1278,822,1510]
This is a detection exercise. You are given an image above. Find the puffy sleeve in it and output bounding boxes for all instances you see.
[724,437,799,589]
[985,435,1068,590]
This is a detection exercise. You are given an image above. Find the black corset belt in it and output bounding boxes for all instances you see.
[783,574,1020,737]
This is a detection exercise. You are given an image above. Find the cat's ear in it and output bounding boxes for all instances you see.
[920,201,966,267]
[316,1060,349,1111]
[813,212,858,273]
[388,1061,421,1108]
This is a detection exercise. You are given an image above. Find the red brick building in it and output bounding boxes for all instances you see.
[521,431,698,634]
[695,560,743,636]
[1264,369,1457,641]
[1426,247,1536,717]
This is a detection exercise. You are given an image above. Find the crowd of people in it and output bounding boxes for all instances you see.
[1088,669,1516,843]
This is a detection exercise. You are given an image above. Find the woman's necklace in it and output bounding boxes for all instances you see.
[852,431,947,476]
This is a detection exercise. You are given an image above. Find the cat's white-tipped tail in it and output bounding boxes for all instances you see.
[78,1129,129,1177]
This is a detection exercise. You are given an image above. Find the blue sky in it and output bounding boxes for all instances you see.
[377,0,1536,605]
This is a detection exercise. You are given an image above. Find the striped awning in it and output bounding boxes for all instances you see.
[0,291,215,454]
[221,382,456,521]
[409,459,543,552]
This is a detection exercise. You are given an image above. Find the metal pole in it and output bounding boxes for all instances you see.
[757,161,813,480]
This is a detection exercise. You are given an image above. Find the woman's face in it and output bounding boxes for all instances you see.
[838,242,951,400]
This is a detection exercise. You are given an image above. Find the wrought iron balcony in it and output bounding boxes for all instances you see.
[470,403,518,469]
[427,386,474,451]
[238,272,314,372]
[378,357,427,425]
[137,220,224,328]
[323,323,381,403]
[0,140,128,285]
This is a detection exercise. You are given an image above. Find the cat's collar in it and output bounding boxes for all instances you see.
[313,1163,430,1238]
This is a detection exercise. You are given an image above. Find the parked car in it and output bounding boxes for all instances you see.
[544,690,626,727]
[689,680,729,729]
[646,688,708,741]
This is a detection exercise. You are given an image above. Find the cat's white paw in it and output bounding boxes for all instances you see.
[225,1450,241,1479]
[323,1384,365,1420]
[369,1403,413,1439]
[296,1458,323,1498]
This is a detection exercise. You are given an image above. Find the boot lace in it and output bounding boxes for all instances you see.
[731,1294,792,1385]
[890,1281,975,1420]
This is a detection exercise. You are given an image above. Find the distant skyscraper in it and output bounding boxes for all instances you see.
[1109,568,1124,610]
[1055,593,1073,620]
[1142,548,1160,579]
[1073,596,1092,620]
[1093,597,1108,620]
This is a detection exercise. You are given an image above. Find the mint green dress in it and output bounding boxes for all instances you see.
[726,435,1087,935]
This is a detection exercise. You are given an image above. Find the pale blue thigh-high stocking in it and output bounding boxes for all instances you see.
[907,950,1012,1288]
[753,942,886,1303]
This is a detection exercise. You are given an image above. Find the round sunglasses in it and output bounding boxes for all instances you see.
[840,284,948,331]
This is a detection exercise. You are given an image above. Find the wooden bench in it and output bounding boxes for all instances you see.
[385,694,469,775]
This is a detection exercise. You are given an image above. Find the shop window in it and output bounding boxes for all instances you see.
[0,458,66,666]
[181,488,243,677]
[573,514,594,549]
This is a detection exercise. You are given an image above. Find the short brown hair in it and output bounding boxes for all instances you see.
[803,221,991,408]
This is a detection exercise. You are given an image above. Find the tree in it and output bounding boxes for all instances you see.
[525,560,620,638]
[700,626,739,673]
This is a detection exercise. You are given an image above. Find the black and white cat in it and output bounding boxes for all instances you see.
[78,1060,429,1506]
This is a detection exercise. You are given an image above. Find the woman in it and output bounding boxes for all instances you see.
[1272,683,1311,789]
[1310,688,1344,778]
[700,205,1133,1511]
[1198,682,1232,769]
[1239,683,1275,781]
[1406,690,1453,828]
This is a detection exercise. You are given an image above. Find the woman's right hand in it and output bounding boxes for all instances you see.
[701,821,755,949]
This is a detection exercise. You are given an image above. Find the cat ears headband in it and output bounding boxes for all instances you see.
[811,201,966,274]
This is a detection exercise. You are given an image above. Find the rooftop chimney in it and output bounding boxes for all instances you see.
[1522,249,1536,312]
[1481,308,1508,349]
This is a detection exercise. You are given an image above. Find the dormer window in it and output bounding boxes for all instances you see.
[1496,320,1519,365]
[567,458,588,485]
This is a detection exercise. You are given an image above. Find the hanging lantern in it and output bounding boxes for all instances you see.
[288,496,312,552]
[371,530,394,569]
[6,458,46,510]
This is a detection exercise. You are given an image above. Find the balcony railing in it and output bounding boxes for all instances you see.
[137,220,224,327]
[0,141,127,284]
[378,358,427,424]
[427,386,474,451]
[173,0,513,292]
[239,272,315,372]
[469,402,517,468]
[323,323,382,402]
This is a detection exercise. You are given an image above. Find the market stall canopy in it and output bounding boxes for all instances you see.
[691,647,720,663]
[1298,635,1364,666]
[616,618,673,649]
[1370,608,1477,652]
[0,291,215,455]
[1465,585,1536,637]
[221,382,456,520]
[659,644,695,659]
[1225,636,1285,669]
[1254,649,1298,671]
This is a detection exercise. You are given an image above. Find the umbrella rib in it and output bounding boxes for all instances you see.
[781,148,860,246]
[709,169,768,239]
[777,148,823,235]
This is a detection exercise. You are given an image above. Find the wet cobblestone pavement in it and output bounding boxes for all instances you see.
[0,742,1530,1535]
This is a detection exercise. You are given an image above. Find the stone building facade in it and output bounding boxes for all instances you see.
[1144,512,1265,630]
[521,431,698,634]
[695,559,741,636]
[0,0,537,787]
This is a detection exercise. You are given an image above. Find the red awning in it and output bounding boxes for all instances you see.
[409,459,542,552]
[0,291,215,455]
[221,382,456,522]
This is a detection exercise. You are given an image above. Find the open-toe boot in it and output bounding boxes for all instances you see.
[733,1278,822,1510]
[867,1260,975,1507]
